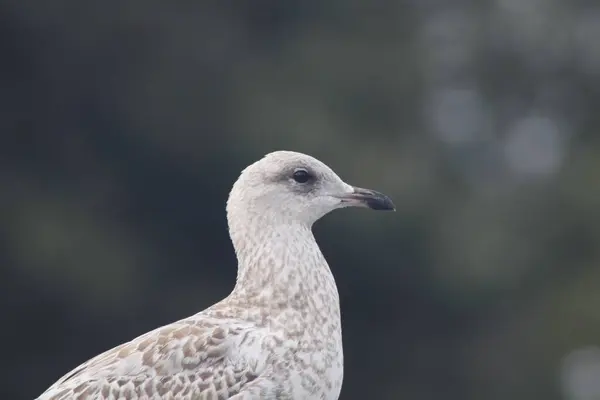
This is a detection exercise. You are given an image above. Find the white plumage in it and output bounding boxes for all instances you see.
[38,151,394,400]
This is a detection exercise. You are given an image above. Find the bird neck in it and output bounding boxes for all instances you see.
[228,216,340,316]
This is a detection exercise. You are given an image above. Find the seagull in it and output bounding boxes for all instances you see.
[37,150,395,400]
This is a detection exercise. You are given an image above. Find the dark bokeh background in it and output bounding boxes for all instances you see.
[3,1,600,399]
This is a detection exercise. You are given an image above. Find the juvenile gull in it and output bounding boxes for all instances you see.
[37,150,395,400]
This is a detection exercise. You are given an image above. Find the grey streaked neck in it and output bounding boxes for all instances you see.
[227,214,339,316]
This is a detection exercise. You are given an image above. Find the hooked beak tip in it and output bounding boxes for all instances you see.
[338,186,396,211]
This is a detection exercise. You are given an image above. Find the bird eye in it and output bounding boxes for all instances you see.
[292,168,311,184]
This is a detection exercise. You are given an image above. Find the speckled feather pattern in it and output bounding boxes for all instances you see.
[37,151,356,400]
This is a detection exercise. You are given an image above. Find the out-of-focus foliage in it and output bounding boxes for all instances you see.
[2,1,600,399]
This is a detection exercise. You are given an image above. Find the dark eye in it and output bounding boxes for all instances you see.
[292,168,312,184]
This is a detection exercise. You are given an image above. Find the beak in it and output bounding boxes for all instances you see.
[336,186,396,211]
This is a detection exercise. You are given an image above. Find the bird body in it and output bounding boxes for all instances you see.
[37,151,394,400]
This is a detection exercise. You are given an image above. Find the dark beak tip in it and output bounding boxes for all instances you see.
[362,191,396,211]
[348,186,395,211]
[367,197,396,211]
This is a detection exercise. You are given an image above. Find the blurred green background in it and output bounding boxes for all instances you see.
[2,1,600,399]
